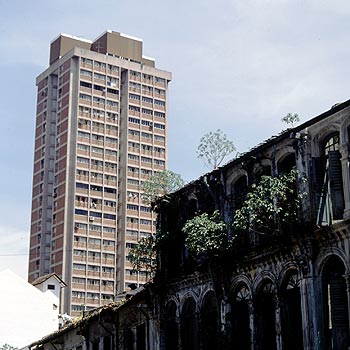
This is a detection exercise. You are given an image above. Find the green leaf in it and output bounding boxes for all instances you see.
[140,170,185,204]
[197,129,236,169]
[233,169,302,234]
[183,210,228,255]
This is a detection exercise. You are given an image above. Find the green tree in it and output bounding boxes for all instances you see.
[128,234,156,278]
[197,129,236,169]
[233,169,302,235]
[281,113,300,127]
[129,170,184,277]
[0,344,18,350]
[183,210,228,255]
[140,169,185,204]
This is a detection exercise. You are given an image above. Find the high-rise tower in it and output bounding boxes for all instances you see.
[29,30,171,315]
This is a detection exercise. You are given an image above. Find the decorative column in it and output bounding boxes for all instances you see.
[195,310,200,350]
[177,319,181,350]
[299,276,317,349]
[297,254,317,350]
[342,273,350,350]
[247,299,255,350]
[273,295,283,350]
[221,298,232,349]
[173,306,181,350]
[339,143,350,219]
[220,298,229,333]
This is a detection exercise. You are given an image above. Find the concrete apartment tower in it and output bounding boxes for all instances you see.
[28,30,171,315]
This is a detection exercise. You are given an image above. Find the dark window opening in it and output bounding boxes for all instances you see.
[256,282,277,350]
[202,193,215,213]
[103,336,112,350]
[281,272,303,350]
[278,153,296,175]
[125,329,134,350]
[164,301,178,350]
[92,340,99,350]
[200,292,218,350]
[186,198,198,219]
[180,298,199,350]
[232,175,248,210]
[230,285,251,350]
[322,256,349,350]
[136,323,146,350]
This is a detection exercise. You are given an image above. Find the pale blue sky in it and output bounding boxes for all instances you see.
[1,0,350,277]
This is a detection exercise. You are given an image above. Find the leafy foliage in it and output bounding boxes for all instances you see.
[281,113,300,127]
[182,170,302,256]
[140,170,185,204]
[197,129,236,169]
[128,234,156,278]
[130,170,184,276]
[0,345,18,350]
[183,210,228,255]
[233,169,302,235]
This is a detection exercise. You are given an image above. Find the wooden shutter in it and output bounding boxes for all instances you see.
[328,151,345,220]
[311,157,325,221]
[330,278,349,349]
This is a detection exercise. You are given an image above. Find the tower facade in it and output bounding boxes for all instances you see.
[28,30,171,315]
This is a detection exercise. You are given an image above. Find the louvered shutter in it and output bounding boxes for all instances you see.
[311,157,324,218]
[328,151,345,219]
[330,278,349,349]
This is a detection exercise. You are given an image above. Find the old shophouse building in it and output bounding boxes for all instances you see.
[29,100,350,349]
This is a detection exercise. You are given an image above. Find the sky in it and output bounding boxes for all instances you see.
[1,0,350,278]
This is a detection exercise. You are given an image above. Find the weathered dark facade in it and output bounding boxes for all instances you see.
[29,101,350,350]
[155,100,350,350]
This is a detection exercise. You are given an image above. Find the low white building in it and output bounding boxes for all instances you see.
[0,270,66,348]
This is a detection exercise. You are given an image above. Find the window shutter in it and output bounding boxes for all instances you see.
[330,278,349,349]
[311,157,323,218]
[328,151,344,220]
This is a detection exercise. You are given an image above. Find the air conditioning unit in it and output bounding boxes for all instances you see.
[89,216,95,221]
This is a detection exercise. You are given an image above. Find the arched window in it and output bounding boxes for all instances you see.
[314,133,345,224]
[202,193,215,213]
[179,197,187,220]
[180,298,199,350]
[200,291,219,350]
[281,271,303,350]
[256,281,277,350]
[255,165,272,183]
[230,285,251,350]
[163,301,178,350]
[232,176,248,210]
[277,153,296,175]
[186,197,198,219]
[322,256,349,349]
